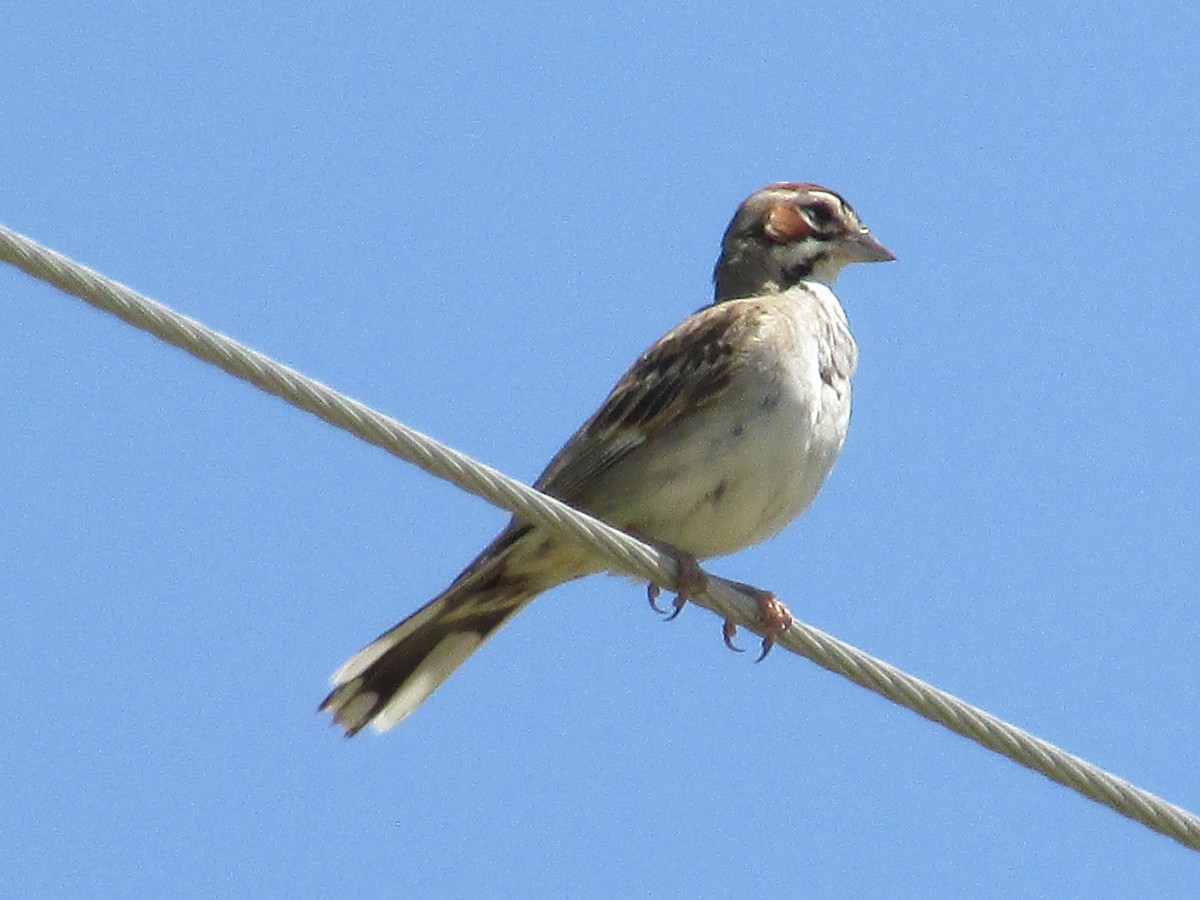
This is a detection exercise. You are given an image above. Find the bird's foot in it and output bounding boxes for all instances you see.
[726,581,793,661]
[722,617,745,653]
[634,531,708,621]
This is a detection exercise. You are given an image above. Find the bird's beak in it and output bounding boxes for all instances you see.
[843,230,896,263]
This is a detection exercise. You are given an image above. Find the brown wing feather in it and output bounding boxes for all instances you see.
[533,299,763,503]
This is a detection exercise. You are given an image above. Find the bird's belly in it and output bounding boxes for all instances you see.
[624,376,849,559]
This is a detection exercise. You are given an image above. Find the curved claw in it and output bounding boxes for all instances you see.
[633,530,708,624]
[723,619,745,653]
[647,583,669,616]
[755,635,775,663]
[727,581,794,664]
[665,594,687,622]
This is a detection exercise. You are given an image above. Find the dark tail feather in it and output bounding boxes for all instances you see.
[319,584,535,735]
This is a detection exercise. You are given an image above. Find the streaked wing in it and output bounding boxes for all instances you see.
[534,299,763,503]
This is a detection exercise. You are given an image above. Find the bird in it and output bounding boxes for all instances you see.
[320,182,894,735]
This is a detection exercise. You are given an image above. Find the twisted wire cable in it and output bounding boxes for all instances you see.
[3,221,1197,851]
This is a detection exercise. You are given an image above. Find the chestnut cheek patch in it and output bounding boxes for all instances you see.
[763,202,812,243]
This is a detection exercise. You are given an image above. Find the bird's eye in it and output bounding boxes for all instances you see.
[804,202,836,230]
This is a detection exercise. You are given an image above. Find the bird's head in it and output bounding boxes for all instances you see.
[713,182,894,301]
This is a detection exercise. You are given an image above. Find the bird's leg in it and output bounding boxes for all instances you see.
[726,580,794,662]
[628,529,709,620]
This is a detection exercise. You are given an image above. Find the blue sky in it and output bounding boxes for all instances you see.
[3,4,1199,897]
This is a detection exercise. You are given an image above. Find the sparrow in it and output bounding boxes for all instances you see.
[321,182,894,735]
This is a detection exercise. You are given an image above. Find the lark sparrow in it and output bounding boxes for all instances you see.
[321,182,894,735]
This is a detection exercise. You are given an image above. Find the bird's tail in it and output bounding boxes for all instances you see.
[320,525,588,735]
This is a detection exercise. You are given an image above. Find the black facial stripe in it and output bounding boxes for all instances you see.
[780,256,818,287]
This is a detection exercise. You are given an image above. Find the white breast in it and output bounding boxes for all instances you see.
[630,283,856,559]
